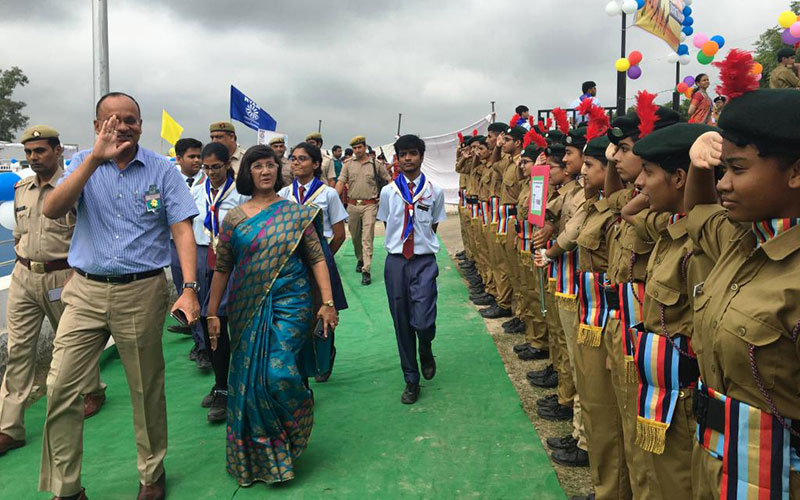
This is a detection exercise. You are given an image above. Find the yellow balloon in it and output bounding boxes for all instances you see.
[778,10,798,29]
[615,57,631,72]
[168,147,176,157]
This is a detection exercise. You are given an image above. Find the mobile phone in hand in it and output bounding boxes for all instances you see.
[171,309,189,327]
[313,319,328,339]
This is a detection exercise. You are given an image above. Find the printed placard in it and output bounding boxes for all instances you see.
[528,165,549,228]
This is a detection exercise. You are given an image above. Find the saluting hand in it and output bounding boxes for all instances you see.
[91,115,134,162]
[690,131,723,170]
[605,143,618,163]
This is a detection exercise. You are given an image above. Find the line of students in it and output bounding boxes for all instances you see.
[457,49,800,500]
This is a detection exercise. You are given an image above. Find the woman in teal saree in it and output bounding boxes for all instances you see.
[207,145,337,486]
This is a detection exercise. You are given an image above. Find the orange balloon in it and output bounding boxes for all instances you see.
[701,41,719,57]
[752,62,763,75]
[684,88,694,98]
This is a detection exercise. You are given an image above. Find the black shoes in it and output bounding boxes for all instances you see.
[195,349,212,370]
[207,389,227,423]
[479,305,512,319]
[547,434,578,451]
[421,354,436,381]
[504,318,526,334]
[356,260,363,273]
[201,387,215,408]
[552,445,589,467]
[455,250,467,259]
[471,294,495,306]
[401,383,420,404]
[362,272,371,285]
[538,402,573,421]
[528,364,554,380]
[536,394,559,408]
[528,369,558,389]
[518,346,549,361]
[513,342,531,353]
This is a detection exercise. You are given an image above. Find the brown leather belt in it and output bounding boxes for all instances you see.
[348,199,379,206]
[16,256,71,274]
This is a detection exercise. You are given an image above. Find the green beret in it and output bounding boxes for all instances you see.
[718,89,800,156]
[268,136,285,146]
[521,144,544,160]
[210,121,236,134]
[505,126,527,142]
[349,135,367,146]
[306,132,323,142]
[546,130,565,146]
[546,143,566,157]
[565,128,587,149]
[633,123,717,172]
[488,122,507,133]
[583,136,611,160]
[19,125,59,144]
[777,47,796,60]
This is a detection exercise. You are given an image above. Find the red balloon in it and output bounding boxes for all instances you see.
[628,50,643,66]
[676,82,688,93]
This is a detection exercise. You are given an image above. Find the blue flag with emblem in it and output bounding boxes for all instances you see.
[229,85,277,132]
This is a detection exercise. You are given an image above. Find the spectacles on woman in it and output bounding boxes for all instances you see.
[202,163,226,171]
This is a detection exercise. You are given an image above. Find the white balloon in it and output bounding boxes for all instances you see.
[16,167,35,178]
[684,0,692,5]
[680,32,687,42]
[605,1,622,16]
[621,0,638,15]
[667,52,680,63]
[0,201,15,231]
[679,54,691,65]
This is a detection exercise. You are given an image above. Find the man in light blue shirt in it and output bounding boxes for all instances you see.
[39,92,199,500]
[377,134,446,405]
[569,81,602,126]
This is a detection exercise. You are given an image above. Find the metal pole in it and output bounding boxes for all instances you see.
[673,62,681,111]
[92,0,110,107]
[397,113,402,136]
[318,120,322,133]
[616,13,627,117]
[491,101,496,122]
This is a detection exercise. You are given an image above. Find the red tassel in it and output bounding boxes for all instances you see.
[552,108,570,135]
[636,90,658,139]
[472,129,478,136]
[523,128,548,150]
[457,132,464,144]
[713,49,760,100]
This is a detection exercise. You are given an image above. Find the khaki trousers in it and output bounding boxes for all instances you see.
[487,226,512,309]
[644,389,695,499]
[347,203,378,273]
[40,272,169,497]
[520,261,549,351]
[0,265,102,441]
[558,303,586,449]
[479,223,498,297]
[459,207,473,260]
[546,282,574,407]
[470,218,489,287]
[605,316,656,499]
[502,228,523,315]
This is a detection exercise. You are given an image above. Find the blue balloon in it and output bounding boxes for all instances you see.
[711,35,726,48]
[683,6,693,16]
[683,16,694,26]
[683,26,694,36]
[677,44,690,55]
[0,172,21,201]
[65,159,71,166]
[636,0,645,8]
[10,158,17,164]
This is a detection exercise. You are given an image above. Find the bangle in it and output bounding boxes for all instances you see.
[207,315,219,320]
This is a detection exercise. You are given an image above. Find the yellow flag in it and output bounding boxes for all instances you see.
[160,109,184,146]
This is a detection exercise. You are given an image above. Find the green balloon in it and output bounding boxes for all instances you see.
[697,52,714,65]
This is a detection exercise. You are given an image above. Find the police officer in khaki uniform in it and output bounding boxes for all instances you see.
[336,135,392,285]
[209,121,247,174]
[267,136,294,186]
[306,133,336,185]
[0,126,106,457]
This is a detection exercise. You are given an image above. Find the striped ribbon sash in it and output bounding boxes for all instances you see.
[634,331,695,453]
[517,218,531,252]
[479,200,490,226]
[620,282,645,383]
[696,381,800,500]
[470,198,481,219]
[578,272,609,347]
[555,249,579,310]
[496,205,512,236]
[546,240,557,285]
[696,380,726,460]
[489,196,501,225]
[459,189,467,208]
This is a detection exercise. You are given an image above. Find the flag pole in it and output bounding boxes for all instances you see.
[92,0,110,107]
[397,113,402,136]
[490,101,496,122]
[318,120,322,133]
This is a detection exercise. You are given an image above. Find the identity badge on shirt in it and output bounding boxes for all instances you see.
[144,184,163,213]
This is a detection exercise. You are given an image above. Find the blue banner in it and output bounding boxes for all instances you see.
[229,85,277,131]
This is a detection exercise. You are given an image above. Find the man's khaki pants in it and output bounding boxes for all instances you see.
[546,281,574,407]
[0,265,103,441]
[40,272,169,497]
[347,202,378,274]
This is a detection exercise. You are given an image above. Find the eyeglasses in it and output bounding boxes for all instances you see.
[250,163,277,172]
[202,164,226,171]
[288,155,310,163]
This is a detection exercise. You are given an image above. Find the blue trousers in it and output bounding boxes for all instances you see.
[169,240,205,350]
[384,254,438,384]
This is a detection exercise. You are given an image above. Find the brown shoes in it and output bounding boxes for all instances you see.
[83,389,106,419]
[137,472,166,500]
[0,432,25,455]
[52,487,87,500]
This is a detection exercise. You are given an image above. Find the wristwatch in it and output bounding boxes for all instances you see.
[183,281,200,293]
[321,300,335,308]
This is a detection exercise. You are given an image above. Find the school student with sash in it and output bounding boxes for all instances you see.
[377,135,446,405]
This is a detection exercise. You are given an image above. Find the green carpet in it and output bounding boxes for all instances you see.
[2,238,562,499]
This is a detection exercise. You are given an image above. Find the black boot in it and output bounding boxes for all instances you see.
[537,402,573,421]
[518,346,549,361]
[552,445,589,467]
[479,305,512,318]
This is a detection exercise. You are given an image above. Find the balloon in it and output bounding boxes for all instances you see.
[667,52,680,63]
[683,6,692,16]
[684,88,694,98]
[676,82,689,93]
[778,10,798,29]
[698,52,714,65]
[605,1,622,16]
[683,16,694,26]
[702,41,720,57]
[710,35,726,49]
[756,73,763,81]
[636,0,645,8]
[615,58,631,72]
[683,75,696,86]
[791,21,800,38]
[679,54,691,65]
[628,50,643,66]
[684,0,692,4]
[627,66,642,79]
[621,0,638,15]
[16,167,35,179]
[680,32,687,42]
[751,62,763,75]
[65,159,71,166]
[0,172,21,202]
[10,158,17,164]
[677,44,689,55]
[683,26,694,36]
[782,28,800,45]
[168,146,176,157]
[0,201,15,231]
[693,34,709,49]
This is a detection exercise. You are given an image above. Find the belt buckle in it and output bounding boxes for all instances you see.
[30,261,46,274]
[356,200,364,206]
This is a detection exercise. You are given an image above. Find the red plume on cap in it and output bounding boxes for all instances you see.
[472,129,478,137]
[509,114,521,127]
[583,102,610,142]
[545,118,553,130]
[457,132,464,144]
[713,49,760,100]
[635,90,658,139]
[552,108,570,135]
[577,98,595,117]
[528,116,535,129]
[523,128,548,150]
[537,120,546,133]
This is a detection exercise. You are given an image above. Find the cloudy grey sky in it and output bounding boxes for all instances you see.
[0,0,785,152]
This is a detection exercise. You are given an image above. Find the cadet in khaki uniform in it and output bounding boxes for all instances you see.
[464,136,497,304]
[686,80,800,498]
[0,126,106,457]
[306,133,336,185]
[618,123,716,499]
[209,121,247,174]
[454,139,473,262]
[336,135,391,285]
[768,47,800,89]
[267,135,294,186]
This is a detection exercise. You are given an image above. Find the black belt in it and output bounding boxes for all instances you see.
[466,196,479,204]
[506,206,518,217]
[75,268,163,284]
[604,285,620,311]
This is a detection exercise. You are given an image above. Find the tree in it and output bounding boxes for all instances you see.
[0,66,30,142]
[753,1,800,88]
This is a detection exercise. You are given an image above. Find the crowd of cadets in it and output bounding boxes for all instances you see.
[455,49,800,500]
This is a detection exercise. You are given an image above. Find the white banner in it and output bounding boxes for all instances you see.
[257,129,288,146]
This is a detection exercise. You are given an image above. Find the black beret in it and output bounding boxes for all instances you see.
[546,130,565,146]
[546,142,566,157]
[633,122,717,172]
[521,144,544,160]
[583,136,611,160]
[505,126,527,142]
[718,89,800,156]
[488,122,508,133]
[608,108,682,145]
[565,127,587,149]
[777,47,797,60]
